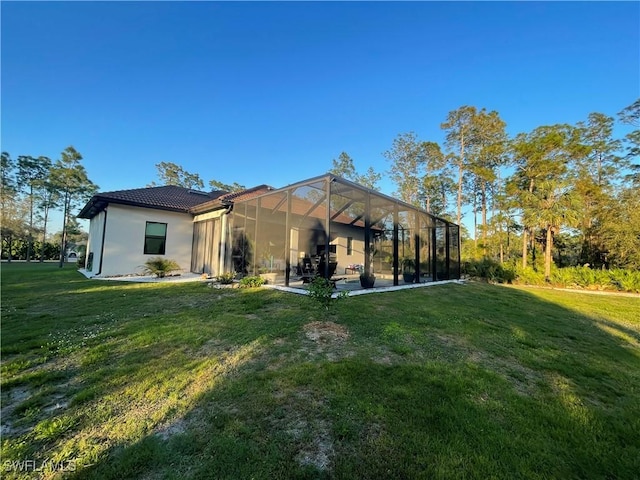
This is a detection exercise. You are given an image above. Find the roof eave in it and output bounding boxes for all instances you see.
[78,196,196,219]
[189,198,227,215]
[77,197,107,219]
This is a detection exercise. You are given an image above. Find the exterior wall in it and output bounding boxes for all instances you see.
[98,204,194,277]
[85,210,106,274]
[330,223,365,271]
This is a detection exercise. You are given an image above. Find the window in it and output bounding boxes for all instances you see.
[144,222,167,255]
[347,237,353,256]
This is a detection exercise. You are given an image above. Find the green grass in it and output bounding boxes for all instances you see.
[1,262,639,479]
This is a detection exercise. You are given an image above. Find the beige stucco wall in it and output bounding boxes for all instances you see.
[85,210,106,274]
[331,223,365,269]
[98,204,194,277]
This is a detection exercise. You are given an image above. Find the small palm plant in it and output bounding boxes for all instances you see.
[142,257,181,278]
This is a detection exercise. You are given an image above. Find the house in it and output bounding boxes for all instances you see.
[78,174,461,287]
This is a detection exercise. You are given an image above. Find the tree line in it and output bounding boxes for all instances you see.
[330,99,639,278]
[1,146,98,266]
[148,99,639,278]
[6,98,636,279]
[148,161,246,193]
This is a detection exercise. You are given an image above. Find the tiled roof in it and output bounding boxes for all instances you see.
[189,185,274,214]
[77,184,279,219]
[77,185,228,219]
[219,185,273,202]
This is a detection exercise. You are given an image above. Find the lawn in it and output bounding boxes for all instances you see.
[1,263,639,479]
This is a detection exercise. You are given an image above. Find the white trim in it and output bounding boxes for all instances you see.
[264,279,465,297]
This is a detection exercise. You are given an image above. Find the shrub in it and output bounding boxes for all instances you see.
[239,276,265,288]
[141,257,181,278]
[512,265,639,293]
[463,258,515,283]
[608,269,640,293]
[216,272,236,284]
[307,277,349,311]
[550,267,576,288]
[513,266,545,286]
[573,266,598,288]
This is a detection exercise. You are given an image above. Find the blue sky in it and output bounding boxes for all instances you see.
[2,1,638,230]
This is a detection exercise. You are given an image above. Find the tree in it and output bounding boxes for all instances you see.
[617,98,640,185]
[329,152,381,189]
[51,217,88,259]
[617,98,640,127]
[150,161,204,189]
[574,113,623,265]
[469,109,508,254]
[49,146,98,268]
[418,141,449,214]
[486,187,518,263]
[524,179,580,280]
[1,152,16,210]
[357,167,382,190]
[441,106,478,226]
[330,152,357,180]
[577,113,623,187]
[384,132,424,206]
[1,152,25,261]
[509,124,575,268]
[208,179,246,192]
[422,174,455,217]
[17,155,51,262]
[35,176,60,262]
[595,186,640,269]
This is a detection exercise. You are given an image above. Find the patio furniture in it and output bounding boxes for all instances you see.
[344,264,363,275]
[300,259,339,284]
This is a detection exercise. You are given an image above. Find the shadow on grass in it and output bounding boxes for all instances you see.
[2,264,639,479]
[69,287,639,479]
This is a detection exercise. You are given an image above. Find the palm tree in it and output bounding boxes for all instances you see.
[524,179,580,280]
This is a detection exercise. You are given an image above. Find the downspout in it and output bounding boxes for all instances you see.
[219,202,233,274]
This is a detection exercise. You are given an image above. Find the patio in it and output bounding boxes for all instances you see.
[228,174,461,289]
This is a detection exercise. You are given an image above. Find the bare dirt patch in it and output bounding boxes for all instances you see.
[196,337,227,357]
[270,389,335,473]
[1,356,78,437]
[154,417,187,440]
[302,321,352,361]
[370,345,406,365]
[0,386,31,436]
[42,393,69,415]
[296,418,334,471]
[303,321,349,343]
